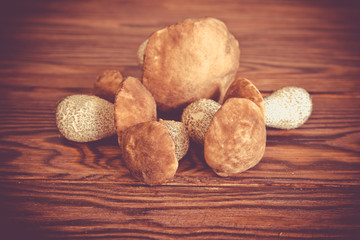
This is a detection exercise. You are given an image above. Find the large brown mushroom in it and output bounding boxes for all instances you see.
[204,98,266,177]
[142,17,240,112]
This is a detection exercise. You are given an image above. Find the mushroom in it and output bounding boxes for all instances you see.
[224,77,265,116]
[122,121,179,185]
[181,98,221,145]
[142,17,240,111]
[56,94,116,142]
[264,86,312,129]
[181,78,265,145]
[114,76,157,145]
[204,98,266,177]
[159,119,189,161]
[94,70,123,102]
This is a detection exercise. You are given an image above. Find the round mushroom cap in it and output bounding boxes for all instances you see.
[224,77,265,116]
[159,119,189,161]
[122,121,178,185]
[56,94,116,142]
[181,99,221,145]
[93,70,123,102]
[114,76,157,144]
[264,86,312,130]
[204,98,266,177]
[142,17,240,111]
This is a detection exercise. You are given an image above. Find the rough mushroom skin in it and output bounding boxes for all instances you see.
[181,99,221,145]
[264,86,312,130]
[159,119,189,161]
[224,77,265,116]
[93,70,123,102]
[114,76,157,145]
[137,39,149,68]
[204,98,266,177]
[122,121,178,185]
[56,95,116,142]
[142,17,240,111]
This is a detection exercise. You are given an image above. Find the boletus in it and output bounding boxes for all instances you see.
[122,121,189,185]
[141,17,240,111]
[204,98,266,177]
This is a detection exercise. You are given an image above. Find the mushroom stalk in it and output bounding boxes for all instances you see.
[264,86,312,130]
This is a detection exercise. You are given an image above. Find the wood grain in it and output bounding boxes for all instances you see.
[0,0,359,239]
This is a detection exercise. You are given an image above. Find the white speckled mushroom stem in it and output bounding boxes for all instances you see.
[264,86,312,130]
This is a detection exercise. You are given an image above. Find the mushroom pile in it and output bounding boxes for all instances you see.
[55,17,313,185]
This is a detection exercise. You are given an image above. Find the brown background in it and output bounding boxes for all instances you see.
[0,0,359,239]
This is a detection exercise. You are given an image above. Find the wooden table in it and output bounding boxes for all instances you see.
[1,0,359,239]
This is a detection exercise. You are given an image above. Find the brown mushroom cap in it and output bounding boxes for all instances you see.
[204,98,266,177]
[94,70,123,102]
[142,17,240,111]
[224,77,265,116]
[114,76,157,144]
[122,121,178,185]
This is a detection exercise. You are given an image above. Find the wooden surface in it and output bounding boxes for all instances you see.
[1,0,360,239]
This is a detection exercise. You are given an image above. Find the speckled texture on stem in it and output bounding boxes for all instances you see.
[181,99,221,145]
[56,95,116,142]
[159,119,189,161]
[264,86,312,129]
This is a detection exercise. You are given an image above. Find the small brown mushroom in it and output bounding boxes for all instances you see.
[142,17,240,111]
[114,76,157,145]
[204,98,266,177]
[224,77,265,116]
[94,70,123,102]
[122,121,178,185]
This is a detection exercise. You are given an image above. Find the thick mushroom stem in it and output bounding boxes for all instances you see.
[159,119,189,161]
[264,86,312,129]
[56,95,116,142]
[181,99,221,145]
